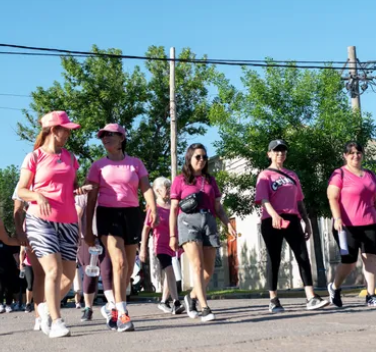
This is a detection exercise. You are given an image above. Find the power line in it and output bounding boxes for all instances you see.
[0,93,31,98]
[0,43,365,70]
[0,106,25,111]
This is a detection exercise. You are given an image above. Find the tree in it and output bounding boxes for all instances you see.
[0,165,20,234]
[17,45,214,182]
[209,62,376,287]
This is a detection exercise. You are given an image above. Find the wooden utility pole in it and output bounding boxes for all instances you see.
[170,47,178,181]
[347,46,361,113]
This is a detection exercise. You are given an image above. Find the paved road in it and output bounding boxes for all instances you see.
[1,295,375,351]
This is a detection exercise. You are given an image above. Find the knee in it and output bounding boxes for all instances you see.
[191,258,204,274]
[112,257,126,273]
[45,265,62,282]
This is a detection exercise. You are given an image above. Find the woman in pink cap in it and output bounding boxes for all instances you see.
[17,111,89,338]
[85,123,158,333]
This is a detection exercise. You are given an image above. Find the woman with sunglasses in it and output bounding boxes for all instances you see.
[170,143,236,322]
[327,141,376,307]
[255,139,329,313]
[85,123,158,332]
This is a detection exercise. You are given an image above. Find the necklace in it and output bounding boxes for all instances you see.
[42,147,62,163]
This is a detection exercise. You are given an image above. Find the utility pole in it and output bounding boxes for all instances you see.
[170,47,177,180]
[347,46,361,113]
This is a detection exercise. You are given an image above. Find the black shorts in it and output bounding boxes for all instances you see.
[96,206,143,245]
[333,224,376,264]
[157,254,173,269]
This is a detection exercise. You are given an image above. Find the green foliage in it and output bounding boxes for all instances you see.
[210,62,375,218]
[0,165,19,234]
[17,45,214,182]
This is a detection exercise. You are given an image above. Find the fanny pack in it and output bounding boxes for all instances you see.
[178,177,205,214]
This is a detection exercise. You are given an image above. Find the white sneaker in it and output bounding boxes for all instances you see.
[75,302,81,309]
[49,319,70,338]
[0,305,5,313]
[34,317,42,331]
[5,305,13,313]
[37,303,52,335]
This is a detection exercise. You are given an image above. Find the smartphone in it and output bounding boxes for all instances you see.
[281,219,290,229]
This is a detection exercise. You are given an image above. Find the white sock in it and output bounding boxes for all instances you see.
[104,290,115,304]
[116,302,127,314]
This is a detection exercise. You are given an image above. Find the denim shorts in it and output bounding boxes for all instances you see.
[177,211,220,248]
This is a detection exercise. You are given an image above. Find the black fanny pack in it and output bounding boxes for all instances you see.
[178,177,205,214]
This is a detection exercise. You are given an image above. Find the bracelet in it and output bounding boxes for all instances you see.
[334,217,341,222]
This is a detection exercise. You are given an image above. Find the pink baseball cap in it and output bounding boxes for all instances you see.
[40,111,81,129]
[97,123,126,138]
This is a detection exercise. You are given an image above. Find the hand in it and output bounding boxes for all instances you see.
[149,210,159,228]
[271,214,283,229]
[16,230,29,247]
[169,237,178,252]
[304,219,313,241]
[75,184,96,195]
[36,193,51,217]
[227,223,237,242]
[84,230,96,247]
[139,246,147,263]
[334,218,343,232]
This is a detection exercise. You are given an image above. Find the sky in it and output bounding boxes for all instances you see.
[1,0,376,169]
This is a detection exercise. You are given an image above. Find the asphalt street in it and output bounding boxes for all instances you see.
[0,296,375,351]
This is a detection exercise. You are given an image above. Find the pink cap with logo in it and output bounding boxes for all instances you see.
[40,111,80,129]
[97,123,126,138]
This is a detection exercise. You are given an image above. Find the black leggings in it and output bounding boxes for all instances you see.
[77,240,113,295]
[24,265,34,292]
[261,214,313,291]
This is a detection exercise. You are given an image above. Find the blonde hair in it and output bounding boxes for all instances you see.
[152,177,171,198]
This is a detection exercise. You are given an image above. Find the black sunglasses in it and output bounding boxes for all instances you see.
[194,154,208,161]
[100,131,120,139]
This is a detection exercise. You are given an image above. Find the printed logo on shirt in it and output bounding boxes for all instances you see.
[271,176,295,191]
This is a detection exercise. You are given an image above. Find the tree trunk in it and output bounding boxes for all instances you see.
[309,213,327,288]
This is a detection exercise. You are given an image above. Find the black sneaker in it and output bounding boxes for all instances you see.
[24,303,32,313]
[327,282,343,307]
[171,300,185,315]
[201,307,215,322]
[269,297,284,313]
[184,294,199,319]
[306,294,329,310]
[366,295,376,307]
[81,307,93,322]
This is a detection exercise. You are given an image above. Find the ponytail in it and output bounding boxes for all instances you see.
[33,128,50,150]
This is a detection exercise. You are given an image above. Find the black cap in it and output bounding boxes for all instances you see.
[268,139,288,151]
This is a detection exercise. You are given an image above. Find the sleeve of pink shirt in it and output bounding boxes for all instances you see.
[21,152,37,174]
[170,176,182,200]
[328,169,343,189]
[255,171,270,205]
[294,174,304,202]
[73,154,79,171]
[87,161,100,184]
[211,176,222,199]
[136,158,149,178]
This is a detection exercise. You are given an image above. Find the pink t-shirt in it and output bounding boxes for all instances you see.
[328,167,376,226]
[170,174,221,216]
[255,168,304,220]
[87,155,148,208]
[145,206,175,256]
[21,148,79,223]
[23,251,31,266]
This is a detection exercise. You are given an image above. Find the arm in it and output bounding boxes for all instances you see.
[169,199,179,251]
[262,200,283,229]
[214,199,236,237]
[13,199,28,245]
[85,181,99,247]
[140,222,152,262]
[75,204,84,244]
[19,246,26,270]
[0,218,18,246]
[327,185,343,231]
[297,200,313,239]
[139,176,159,227]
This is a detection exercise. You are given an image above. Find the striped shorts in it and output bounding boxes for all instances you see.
[25,214,79,261]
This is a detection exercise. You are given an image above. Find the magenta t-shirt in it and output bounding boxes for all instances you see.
[328,167,376,226]
[87,155,148,208]
[21,148,79,223]
[255,168,304,220]
[145,206,175,256]
[170,174,221,216]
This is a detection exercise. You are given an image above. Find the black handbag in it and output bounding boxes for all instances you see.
[178,177,205,213]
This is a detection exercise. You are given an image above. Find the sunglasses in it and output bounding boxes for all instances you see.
[194,154,208,161]
[100,131,119,138]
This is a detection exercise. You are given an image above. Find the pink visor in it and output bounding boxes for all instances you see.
[40,111,80,129]
[97,123,126,138]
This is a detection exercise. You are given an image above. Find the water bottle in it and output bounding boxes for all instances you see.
[338,229,349,255]
[19,267,25,279]
[85,244,103,277]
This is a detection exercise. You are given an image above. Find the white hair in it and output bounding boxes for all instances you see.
[152,176,171,197]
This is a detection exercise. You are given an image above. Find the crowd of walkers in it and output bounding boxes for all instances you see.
[1,111,376,338]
